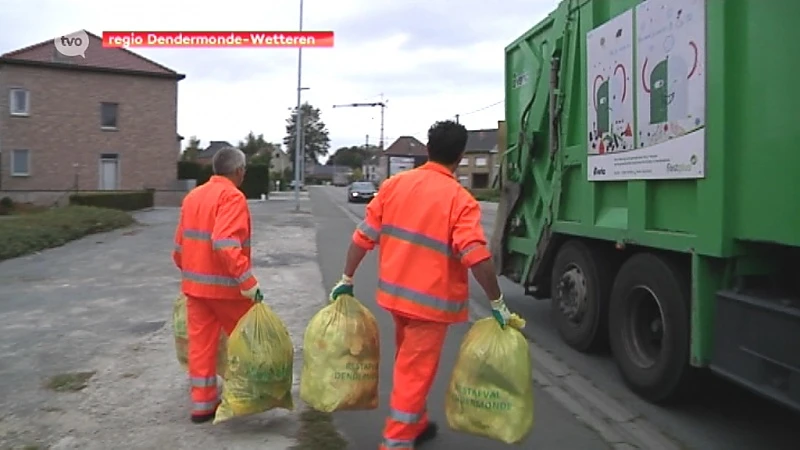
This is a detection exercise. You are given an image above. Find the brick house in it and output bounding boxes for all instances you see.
[0,30,185,205]
[456,128,498,189]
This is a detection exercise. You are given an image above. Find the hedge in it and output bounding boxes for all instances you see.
[69,190,155,211]
[177,161,269,200]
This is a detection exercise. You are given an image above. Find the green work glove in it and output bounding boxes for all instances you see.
[241,283,264,303]
[490,294,511,328]
[329,274,354,302]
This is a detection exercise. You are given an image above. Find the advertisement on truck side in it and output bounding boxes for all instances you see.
[587,0,706,181]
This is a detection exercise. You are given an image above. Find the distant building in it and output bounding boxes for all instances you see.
[455,128,499,189]
[195,141,235,166]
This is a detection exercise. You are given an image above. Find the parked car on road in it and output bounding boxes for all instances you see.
[346,181,377,203]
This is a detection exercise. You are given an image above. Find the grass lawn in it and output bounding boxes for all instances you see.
[0,205,135,261]
[471,189,500,202]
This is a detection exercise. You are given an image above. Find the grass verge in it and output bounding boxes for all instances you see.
[471,189,500,202]
[44,370,96,392]
[290,407,348,450]
[0,205,135,261]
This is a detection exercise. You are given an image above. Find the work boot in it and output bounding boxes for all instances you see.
[414,422,438,446]
[190,412,215,424]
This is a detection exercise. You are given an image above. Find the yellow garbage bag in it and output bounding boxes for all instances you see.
[172,293,228,376]
[213,302,294,424]
[300,294,380,412]
[445,314,533,444]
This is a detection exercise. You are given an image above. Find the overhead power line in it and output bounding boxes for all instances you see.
[398,100,504,141]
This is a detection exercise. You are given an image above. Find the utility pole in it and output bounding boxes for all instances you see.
[455,114,460,124]
[332,94,388,150]
[293,0,305,212]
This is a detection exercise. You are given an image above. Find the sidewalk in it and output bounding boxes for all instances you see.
[0,201,326,449]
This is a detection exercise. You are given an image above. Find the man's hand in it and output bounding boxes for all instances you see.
[241,283,263,303]
[329,274,354,302]
[490,294,511,328]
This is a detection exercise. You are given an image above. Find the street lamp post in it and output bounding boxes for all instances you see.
[293,0,305,211]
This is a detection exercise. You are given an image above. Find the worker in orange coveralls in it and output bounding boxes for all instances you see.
[329,120,513,449]
[172,147,263,423]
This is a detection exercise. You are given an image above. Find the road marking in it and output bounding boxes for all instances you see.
[316,186,683,450]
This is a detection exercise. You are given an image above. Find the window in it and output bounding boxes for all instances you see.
[9,89,29,116]
[459,157,469,166]
[11,149,30,176]
[458,175,469,187]
[475,157,487,167]
[101,102,118,129]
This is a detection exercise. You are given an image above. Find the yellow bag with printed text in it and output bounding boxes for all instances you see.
[445,314,533,444]
[300,294,380,412]
[213,302,295,424]
[172,293,228,375]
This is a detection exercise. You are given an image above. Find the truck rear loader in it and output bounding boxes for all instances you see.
[493,0,800,411]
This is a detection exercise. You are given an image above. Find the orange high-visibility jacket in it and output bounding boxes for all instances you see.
[352,162,492,323]
[173,176,258,300]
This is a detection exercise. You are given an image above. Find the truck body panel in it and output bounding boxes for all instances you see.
[497,0,800,411]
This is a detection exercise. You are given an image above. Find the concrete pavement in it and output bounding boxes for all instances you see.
[0,200,326,449]
[311,187,612,449]
[326,186,800,450]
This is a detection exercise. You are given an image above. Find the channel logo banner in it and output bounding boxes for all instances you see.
[102,31,335,48]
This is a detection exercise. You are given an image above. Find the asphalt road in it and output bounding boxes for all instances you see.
[310,189,611,449]
[318,186,800,450]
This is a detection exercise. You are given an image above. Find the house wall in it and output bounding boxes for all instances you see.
[456,152,496,188]
[0,65,179,195]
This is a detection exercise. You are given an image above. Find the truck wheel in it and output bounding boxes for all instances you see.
[608,253,692,403]
[550,240,613,352]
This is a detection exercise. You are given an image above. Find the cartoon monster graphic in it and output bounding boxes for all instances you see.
[593,63,627,137]
[641,41,698,124]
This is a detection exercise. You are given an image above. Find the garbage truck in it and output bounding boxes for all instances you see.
[492,0,800,411]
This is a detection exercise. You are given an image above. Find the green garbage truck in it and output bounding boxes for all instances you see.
[492,0,800,411]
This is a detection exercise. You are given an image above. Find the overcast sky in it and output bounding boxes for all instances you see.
[1,0,558,159]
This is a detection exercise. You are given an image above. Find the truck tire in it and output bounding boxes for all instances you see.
[608,253,692,404]
[550,240,614,352]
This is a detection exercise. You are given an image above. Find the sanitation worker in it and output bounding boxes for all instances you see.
[172,147,263,423]
[329,120,512,449]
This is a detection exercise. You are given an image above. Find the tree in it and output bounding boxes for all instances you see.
[349,167,364,182]
[327,144,380,169]
[284,102,331,167]
[181,136,202,161]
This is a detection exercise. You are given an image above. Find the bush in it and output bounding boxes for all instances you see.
[177,161,269,198]
[240,163,270,199]
[0,196,12,216]
[0,206,134,261]
[69,190,155,211]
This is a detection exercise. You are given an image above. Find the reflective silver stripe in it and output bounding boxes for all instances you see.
[183,229,211,240]
[182,270,254,287]
[236,270,254,284]
[242,238,251,247]
[357,220,380,241]
[192,400,218,413]
[212,238,241,250]
[381,438,414,449]
[456,243,482,260]
[190,376,217,387]
[378,279,465,313]
[183,270,238,287]
[389,408,423,424]
[382,225,451,256]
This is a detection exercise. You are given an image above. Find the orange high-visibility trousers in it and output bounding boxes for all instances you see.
[380,314,449,450]
[186,295,253,417]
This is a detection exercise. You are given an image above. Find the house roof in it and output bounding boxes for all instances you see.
[384,136,427,156]
[0,30,185,80]
[197,141,235,160]
[465,129,498,154]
